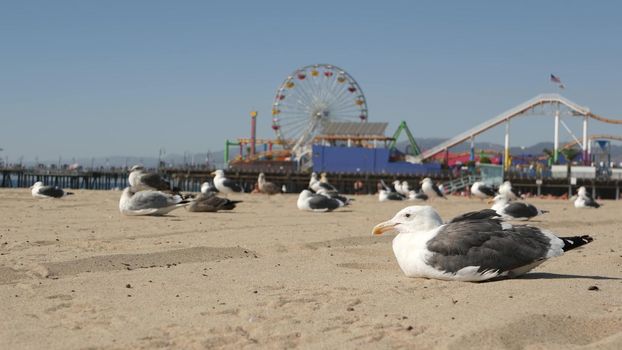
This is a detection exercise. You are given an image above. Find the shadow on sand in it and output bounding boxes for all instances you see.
[518,272,622,280]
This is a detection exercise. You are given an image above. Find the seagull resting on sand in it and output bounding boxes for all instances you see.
[128,165,172,191]
[258,173,281,195]
[30,181,74,198]
[119,187,190,216]
[372,206,592,282]
[574,186,601,208]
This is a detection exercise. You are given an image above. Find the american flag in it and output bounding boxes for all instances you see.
[550,74,561,83]
[550,74,564,89]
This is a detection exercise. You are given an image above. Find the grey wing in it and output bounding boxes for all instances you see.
[504,203,538,218]
[263,182,281,194]
[387,192,405,200]
[584,196,600,208]
[319,182,338,192]
[479,185,496,197]
[449,209,500,223]
[130,191,172,209]
[140,173,171,190]
[432,184,445,197]
[222,179,242,192]
[39,186,65,198]
[189,195,218,212]
[426,220,551,274]
[308,194,340,211]
[380,179,392,192]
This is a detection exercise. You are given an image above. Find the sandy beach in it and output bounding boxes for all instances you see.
[1,188,621,349]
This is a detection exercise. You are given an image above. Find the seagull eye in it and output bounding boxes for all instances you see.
[404,213,411,218]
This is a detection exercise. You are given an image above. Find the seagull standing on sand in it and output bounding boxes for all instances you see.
[574,186,601,208]
[470,181,495,200]
[187,192,241,212]
[297,189,345,212]
[499,181,521,200]
[491,195,548,220]
[30,181,73,198]
[128,165,172,191]
[119,187,190,216]
[372,206,593,281]
[420,178,446,199]
[211,170,243,194]
[258,173,281,195]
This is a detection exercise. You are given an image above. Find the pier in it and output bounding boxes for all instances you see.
[1,167,620,199]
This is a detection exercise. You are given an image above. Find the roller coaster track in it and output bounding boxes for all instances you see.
[563,134,622,149]
[587,113,622,124]
[415,93,622,162]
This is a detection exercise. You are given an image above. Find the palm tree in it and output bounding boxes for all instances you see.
[560,147,581,181]
[560,147,581,196]
[542,148,554,166]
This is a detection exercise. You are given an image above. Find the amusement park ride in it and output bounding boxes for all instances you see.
[226,64,374,170]
[226,63,622,174]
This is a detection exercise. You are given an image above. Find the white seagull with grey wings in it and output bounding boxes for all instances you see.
[211,170,243,194]
[420,178,446,200]
[128,165,171,191]
[31,181,73,198]
[119,187,190,216]
[372,206,593,281]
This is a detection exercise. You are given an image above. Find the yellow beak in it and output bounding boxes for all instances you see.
[371,221,397,235]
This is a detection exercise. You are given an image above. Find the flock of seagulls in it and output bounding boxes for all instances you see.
[27,168,602,282]
[378,179,431,202]
[297,172,351,211]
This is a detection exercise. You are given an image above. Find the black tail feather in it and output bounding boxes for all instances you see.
[560,235,593,252]
[65,192,74,196]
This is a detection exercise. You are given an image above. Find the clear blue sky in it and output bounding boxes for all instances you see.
[1,0,621,162]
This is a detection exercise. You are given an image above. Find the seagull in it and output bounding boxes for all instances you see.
[393,180,407,196]
[574,186,601,208]
[491,195,548,220]
[408,190,428,201]
[400,181,411,195]
[420,178,446,199]
[297,189,345,212]
[379,189,405,202]
[309,172,337,193]
[211,169,243,194]
[258,173,281,195]
[200,180,218,194]
[30,181,74,198]
[372,206,593,281]
[119,187,190,216]
[128,165,172,191]
[498,181,521,200]
[470,181,496,200]
[187,192,241,212]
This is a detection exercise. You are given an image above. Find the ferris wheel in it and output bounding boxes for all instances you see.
[271,64,368,158]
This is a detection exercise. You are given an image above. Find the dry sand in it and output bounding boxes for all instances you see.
[0,188,621,349]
